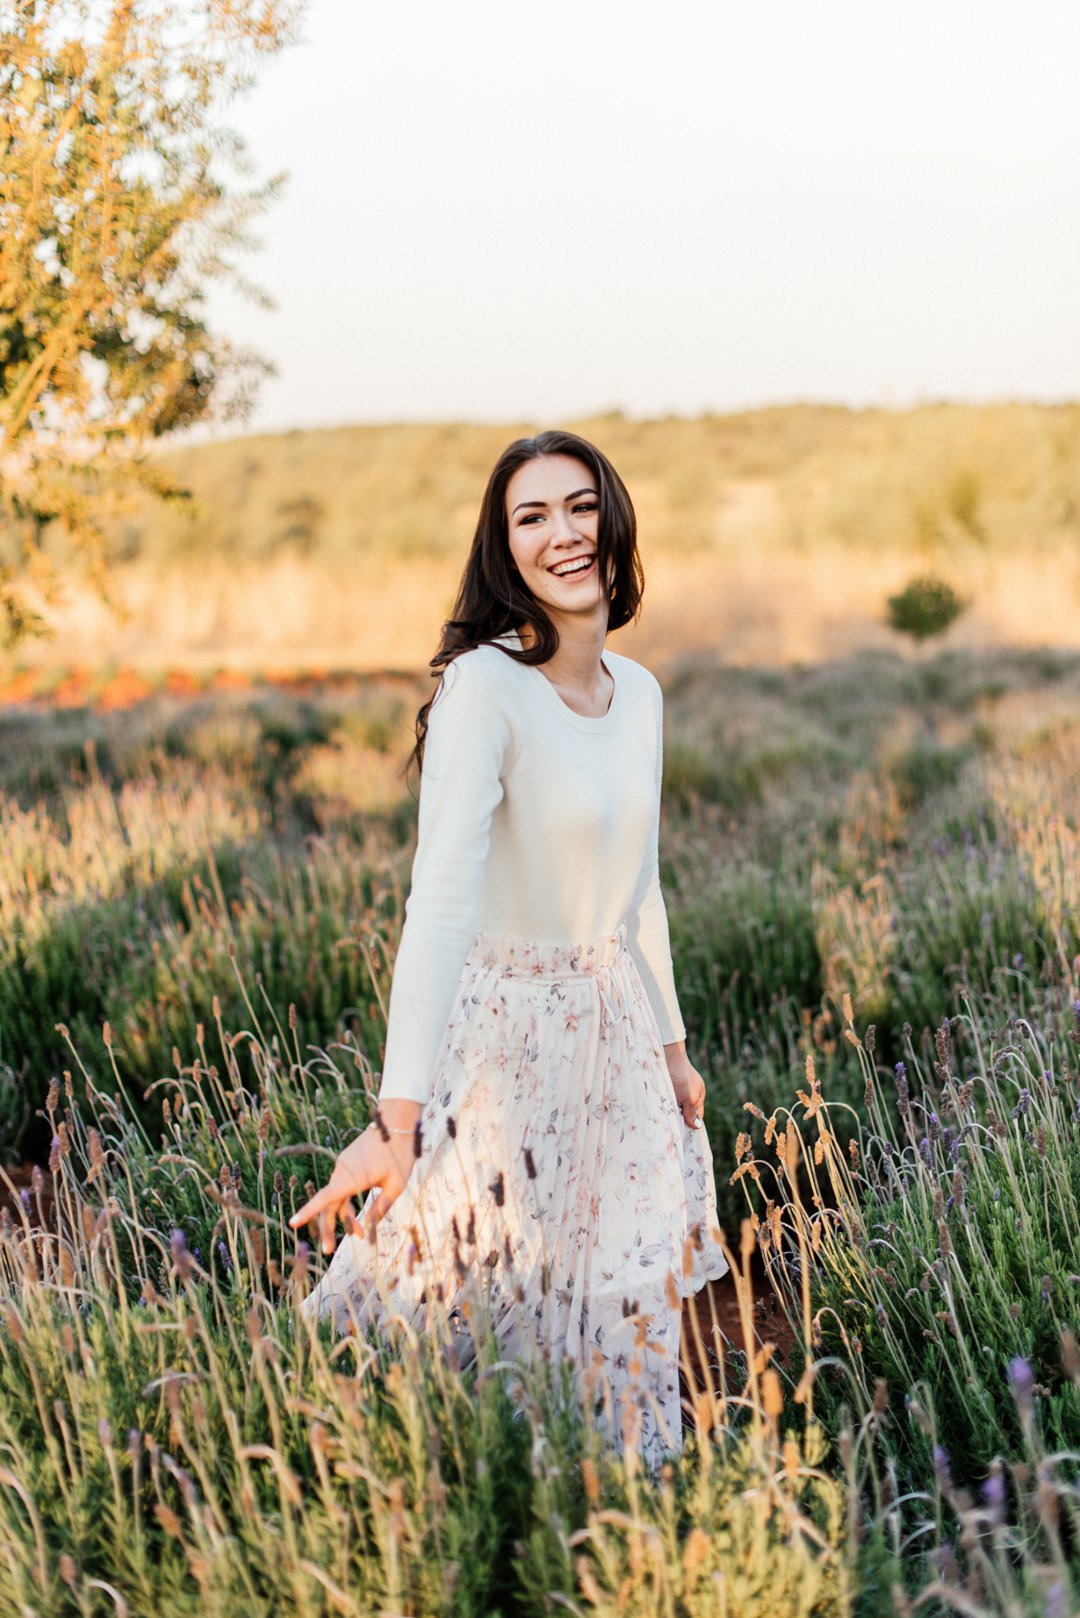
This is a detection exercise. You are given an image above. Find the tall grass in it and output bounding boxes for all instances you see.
[0,1006,851,1617]
[1,644,1080,1612]
[731,985,1080,1612]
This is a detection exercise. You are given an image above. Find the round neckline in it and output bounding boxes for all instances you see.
[500,627,621,731]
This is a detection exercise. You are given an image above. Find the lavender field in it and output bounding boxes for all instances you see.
[0,640,1078,1615]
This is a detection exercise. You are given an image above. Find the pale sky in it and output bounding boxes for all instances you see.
[205,0,1080,433]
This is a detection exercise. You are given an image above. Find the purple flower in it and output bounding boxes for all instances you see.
[1013,953,1024,968]
[1011,1088,1031,1119]
[170,1229,187,1255]
[933,1444,952,1490]
[1044,1579,1068,1618]
[1009,1357,1035,1418]
[928,1112,940,1144]
[894,1061,907,1082]
[981,1468,1005,1518]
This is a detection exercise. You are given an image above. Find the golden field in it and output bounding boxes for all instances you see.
[3,401,1078,679]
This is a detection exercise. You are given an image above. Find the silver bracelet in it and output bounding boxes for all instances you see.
[365,1120,416,1137]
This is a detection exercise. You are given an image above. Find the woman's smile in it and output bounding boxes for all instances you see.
[548,553,596,579]
[505,453,607,617]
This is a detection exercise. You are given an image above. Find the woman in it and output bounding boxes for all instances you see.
[290,429,729,1471]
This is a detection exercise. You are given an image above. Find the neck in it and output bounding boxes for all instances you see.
[520,606,608,685]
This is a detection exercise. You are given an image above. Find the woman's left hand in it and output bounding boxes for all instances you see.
[664,1043,705,1129]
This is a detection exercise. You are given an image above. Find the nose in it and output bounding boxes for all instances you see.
[550,503,582,544]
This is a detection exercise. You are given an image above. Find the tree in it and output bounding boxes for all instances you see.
[0,0,302,646]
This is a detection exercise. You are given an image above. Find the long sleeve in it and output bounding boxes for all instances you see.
[377,652,514,1103]
[624,678,687,1045]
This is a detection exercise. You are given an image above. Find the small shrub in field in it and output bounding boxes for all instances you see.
[886,576,966,644]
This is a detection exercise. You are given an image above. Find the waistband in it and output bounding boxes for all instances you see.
[465,920,628,977]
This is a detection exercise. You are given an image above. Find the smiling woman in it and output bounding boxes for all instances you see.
[290,429,729,1475]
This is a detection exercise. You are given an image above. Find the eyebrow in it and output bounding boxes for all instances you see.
[512,486,597,515]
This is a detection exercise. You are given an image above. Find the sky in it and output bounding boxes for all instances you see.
[204,0,1080,433]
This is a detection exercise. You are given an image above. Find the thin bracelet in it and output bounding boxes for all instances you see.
[365,1120,416,1137]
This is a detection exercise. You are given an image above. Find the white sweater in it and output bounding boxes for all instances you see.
[376,627,686,1103]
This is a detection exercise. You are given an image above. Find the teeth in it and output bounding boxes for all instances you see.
[551,556,593,577]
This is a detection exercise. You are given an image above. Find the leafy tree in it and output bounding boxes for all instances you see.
[886,574,967,646]
[0,0,302,647]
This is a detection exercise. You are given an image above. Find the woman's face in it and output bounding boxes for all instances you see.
[504,454,606,618]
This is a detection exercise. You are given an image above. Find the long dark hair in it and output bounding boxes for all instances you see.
[406,429,644,779]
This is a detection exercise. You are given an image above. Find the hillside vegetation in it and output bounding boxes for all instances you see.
[75,401,1080,567]
[4,400,1078,679]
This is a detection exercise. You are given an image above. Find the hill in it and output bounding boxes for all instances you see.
[3,402,1078,676]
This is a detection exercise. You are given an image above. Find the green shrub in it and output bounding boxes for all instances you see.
[886,575,967,644]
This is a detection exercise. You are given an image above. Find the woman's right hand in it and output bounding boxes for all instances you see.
[289,1101,424,1255]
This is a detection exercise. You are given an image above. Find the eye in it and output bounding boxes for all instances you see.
[573,501,598,513]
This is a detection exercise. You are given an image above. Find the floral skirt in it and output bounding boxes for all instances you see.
[298,920,730,1472]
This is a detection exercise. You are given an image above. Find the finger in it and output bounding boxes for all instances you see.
[291,1166,366,1229]
[319,1201,346,1255]
[362,1186,397,1242]
[289,1185,337,1228]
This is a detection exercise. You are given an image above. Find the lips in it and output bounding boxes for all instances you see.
[548,554,596,578]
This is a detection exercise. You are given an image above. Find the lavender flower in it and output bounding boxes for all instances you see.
[981,1466,1006,1523]
[1009,1356,1035,1420]
[933,1444,952,1491]
[1043,1579,1068,1618]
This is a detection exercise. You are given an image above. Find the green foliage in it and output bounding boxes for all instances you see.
[0,1014,850,1618]
[2,646,1080,1612]
[886,576,967,644]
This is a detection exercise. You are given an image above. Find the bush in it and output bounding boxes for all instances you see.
[886,576,967,644]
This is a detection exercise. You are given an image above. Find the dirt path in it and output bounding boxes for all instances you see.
[681,1261,799,1388]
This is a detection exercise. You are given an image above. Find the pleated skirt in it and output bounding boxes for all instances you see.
[298,920,730,1472]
